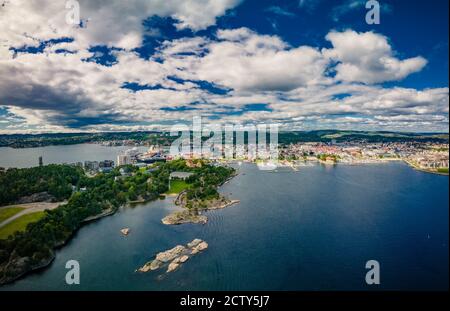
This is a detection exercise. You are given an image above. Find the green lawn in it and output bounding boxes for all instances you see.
[437,168,449,174]
[0,211,45,239]
[166,179,190,194]
[0,207,25,223]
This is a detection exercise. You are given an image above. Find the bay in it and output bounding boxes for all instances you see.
[0,145,448,290]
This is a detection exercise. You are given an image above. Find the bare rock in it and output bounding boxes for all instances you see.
[197,241,209,251]
[179,255,189,263]
[155,245,186,263]
[187,239,203,248]
[167,261,180,273]
[137,239,208,275]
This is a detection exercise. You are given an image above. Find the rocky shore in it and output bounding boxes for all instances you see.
[0,250,56,285]
[137,239,208,274]
[82,207,115,223]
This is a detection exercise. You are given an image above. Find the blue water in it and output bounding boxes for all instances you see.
[0,144,148,168]
[1,162,448,291]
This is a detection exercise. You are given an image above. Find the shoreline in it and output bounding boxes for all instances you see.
[0,197,149,285]
[1,159,446,286]
[403,159,449,176]
[269,158,448,176]
[0,205,117,285]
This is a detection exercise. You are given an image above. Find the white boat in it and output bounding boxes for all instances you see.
[257,161,278,171]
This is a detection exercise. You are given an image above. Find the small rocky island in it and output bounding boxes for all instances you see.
[162,193,240,225]
[137,239,209,273]
[120,228,130,235]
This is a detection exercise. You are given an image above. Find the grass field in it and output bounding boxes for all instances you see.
[0,207,25,223]
[166,179,190,195]
[0,211,45,239]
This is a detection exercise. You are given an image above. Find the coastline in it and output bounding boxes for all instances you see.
[274,158,449,176]
[403,159,449,176]
[0,252,56,286]
[0,159,447,286]
[0,198,146,285]
[0,161,447,290]
[0,205,116,285]
[82,207,116,223]
[0,163,237,286]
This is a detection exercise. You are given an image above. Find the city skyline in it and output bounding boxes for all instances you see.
[0,0,449,134]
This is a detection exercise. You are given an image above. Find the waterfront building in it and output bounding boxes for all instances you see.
[84,161,99,171]
[117,154,131,166]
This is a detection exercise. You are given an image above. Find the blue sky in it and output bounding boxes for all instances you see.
[0,0,448,133]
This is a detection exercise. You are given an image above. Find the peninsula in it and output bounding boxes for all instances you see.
[161,165,238,225]
[0,159,234,285]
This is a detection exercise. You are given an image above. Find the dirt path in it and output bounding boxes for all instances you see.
[0,202,63,228]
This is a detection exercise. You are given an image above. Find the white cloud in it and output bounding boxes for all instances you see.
[323,30,427,84]
[171,0,242,30]
[191,28,329,91]
[0,15,446,134]
[0,0,241,51]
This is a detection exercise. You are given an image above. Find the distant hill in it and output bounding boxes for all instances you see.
[0,130,448,148]
[278,130,449,144]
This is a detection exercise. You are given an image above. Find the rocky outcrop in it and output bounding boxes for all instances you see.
[161,210,207,225]
[137,239,208,274]
[82,207,115,223]
[162,197,240,225]
[0,250,55,285]
[205,199,240,210]
[16,192,55,204]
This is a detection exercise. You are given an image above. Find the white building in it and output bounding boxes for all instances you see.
[117,154,131,166]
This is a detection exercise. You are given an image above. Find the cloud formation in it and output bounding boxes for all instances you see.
[0,0,241,49]
[0,1,447,133]
[323,30,427,83]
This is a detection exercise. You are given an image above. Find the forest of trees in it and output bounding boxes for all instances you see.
[0,165,84,205]
[184,164,235,203]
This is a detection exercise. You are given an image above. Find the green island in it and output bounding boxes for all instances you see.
[0,160,235,285]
